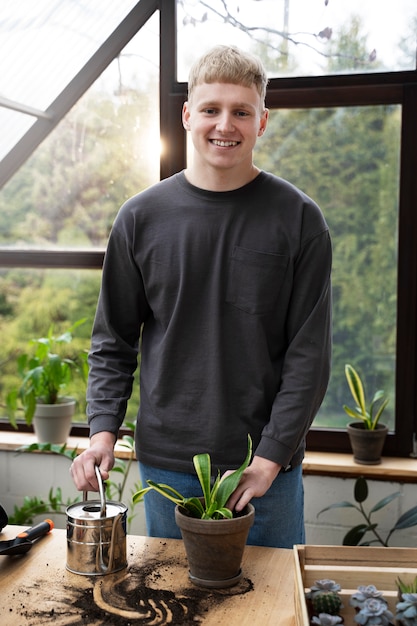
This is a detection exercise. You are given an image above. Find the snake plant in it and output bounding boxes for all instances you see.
[133,434,252,520]
[343,363,389,430]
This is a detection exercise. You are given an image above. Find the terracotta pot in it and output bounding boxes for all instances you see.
[175,502,255,588]
[33,397,75,443]
[347,422,388,465]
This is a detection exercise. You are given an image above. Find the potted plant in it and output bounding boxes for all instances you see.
[306,579,344,616]
[396,577,417,626]
[350,585,388,612]
[343,363,389,465]
[6,319,88,443]
[317,476,417,546]
[354,598,394,625]
[133,435,255,588]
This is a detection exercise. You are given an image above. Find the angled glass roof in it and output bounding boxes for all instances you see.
[0,0,152,182]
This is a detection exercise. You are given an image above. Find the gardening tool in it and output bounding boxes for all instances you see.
[0,519,54,556]
[66,465,127,575]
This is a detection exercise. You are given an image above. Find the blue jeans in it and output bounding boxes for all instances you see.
[138,461,305,548]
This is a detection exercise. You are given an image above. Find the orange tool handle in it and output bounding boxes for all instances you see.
[15,519,54,543]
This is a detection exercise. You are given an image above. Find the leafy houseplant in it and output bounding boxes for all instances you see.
[317,476,417,546]
[6,319,88,443]
[133,435,255,587]
[133,434,253,520]
[343,363,389,464]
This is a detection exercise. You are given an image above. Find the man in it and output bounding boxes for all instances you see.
[71,45,332,548]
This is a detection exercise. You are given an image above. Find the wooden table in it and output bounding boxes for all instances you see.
[0,525,296,625]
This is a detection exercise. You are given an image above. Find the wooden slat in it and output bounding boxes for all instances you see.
[294,545,417,625]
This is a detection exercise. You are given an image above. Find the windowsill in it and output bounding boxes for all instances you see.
[302,450,417,482]
[0,431,134,460]
[1,431,416,482]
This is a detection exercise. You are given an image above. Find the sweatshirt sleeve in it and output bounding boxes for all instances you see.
[86,212,150,438]
[255,227,332,467]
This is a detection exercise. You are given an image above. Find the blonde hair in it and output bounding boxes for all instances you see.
[188,45,268,104]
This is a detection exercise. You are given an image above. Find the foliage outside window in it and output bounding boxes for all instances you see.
[0,1,416,453]
[255,105,400,430]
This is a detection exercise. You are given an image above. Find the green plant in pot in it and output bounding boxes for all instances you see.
[317,476,417,546]
[133,435,255,588]
[395,577,417,626]
[6,319,88,444]
[343,363,389,465]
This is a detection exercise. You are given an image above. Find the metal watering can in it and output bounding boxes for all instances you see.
[66,466,127,575]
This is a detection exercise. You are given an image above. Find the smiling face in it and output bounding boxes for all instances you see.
[182,81,268,191]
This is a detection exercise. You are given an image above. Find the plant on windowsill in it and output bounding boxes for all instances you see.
[133,434,255,588]
[343,363,389,465]
[317,476,417,546]
[5,319,88,444]
[7,421,141,533]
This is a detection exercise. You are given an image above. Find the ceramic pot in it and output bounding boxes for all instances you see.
[347,422,388,465]
[33,397,75,443]
[175,501,255,588]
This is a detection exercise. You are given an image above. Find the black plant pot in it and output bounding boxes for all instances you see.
[347,422,388,465]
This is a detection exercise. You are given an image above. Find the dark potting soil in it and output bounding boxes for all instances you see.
[8,554,254,625]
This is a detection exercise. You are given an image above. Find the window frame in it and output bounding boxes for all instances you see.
[1,0,416,456]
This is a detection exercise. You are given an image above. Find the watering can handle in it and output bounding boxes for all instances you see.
[82,466,107,518]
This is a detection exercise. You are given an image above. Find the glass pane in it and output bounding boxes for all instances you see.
[0,109,36,162]
[0,12,160,248]
[177,0,417,80]
[253,105,401,430]
[0,0,141,160]
[0,268,97,425]
[0,268,140,426]
[0,0,139,108]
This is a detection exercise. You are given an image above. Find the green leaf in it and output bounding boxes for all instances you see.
[354,476,368,503]
[182,497,205,518]
[215,434,252,509]
[132,486,152,503]
[370,396,389,429]
[393,505,417,530]
[343,524,370,545]
[345,364,366,416]
[212,507,234,519]
[369,491,401,514]
[193,452,212,507]
[316,501,357,517]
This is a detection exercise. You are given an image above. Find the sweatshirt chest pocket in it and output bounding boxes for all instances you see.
[226,246,289,315]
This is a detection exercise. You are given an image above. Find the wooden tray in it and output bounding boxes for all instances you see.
[293,544,417,626]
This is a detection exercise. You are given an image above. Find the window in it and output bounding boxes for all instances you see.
[1,1,416,457]
[254,106,400,432]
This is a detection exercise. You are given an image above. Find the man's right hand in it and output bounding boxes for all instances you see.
[70,431,116,492]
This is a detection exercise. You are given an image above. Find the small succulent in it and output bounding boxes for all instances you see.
[307,579,343,616]
[354,598,394,625]
[311,613,343,625]
[397,577,417,595]
[396,592,417,626]
[350,585,388,610]
[309,580,342,598]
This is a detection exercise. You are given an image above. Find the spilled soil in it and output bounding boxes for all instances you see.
[7,553,254,625]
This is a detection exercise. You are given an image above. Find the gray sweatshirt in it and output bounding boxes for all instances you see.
[87,171,332,473]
